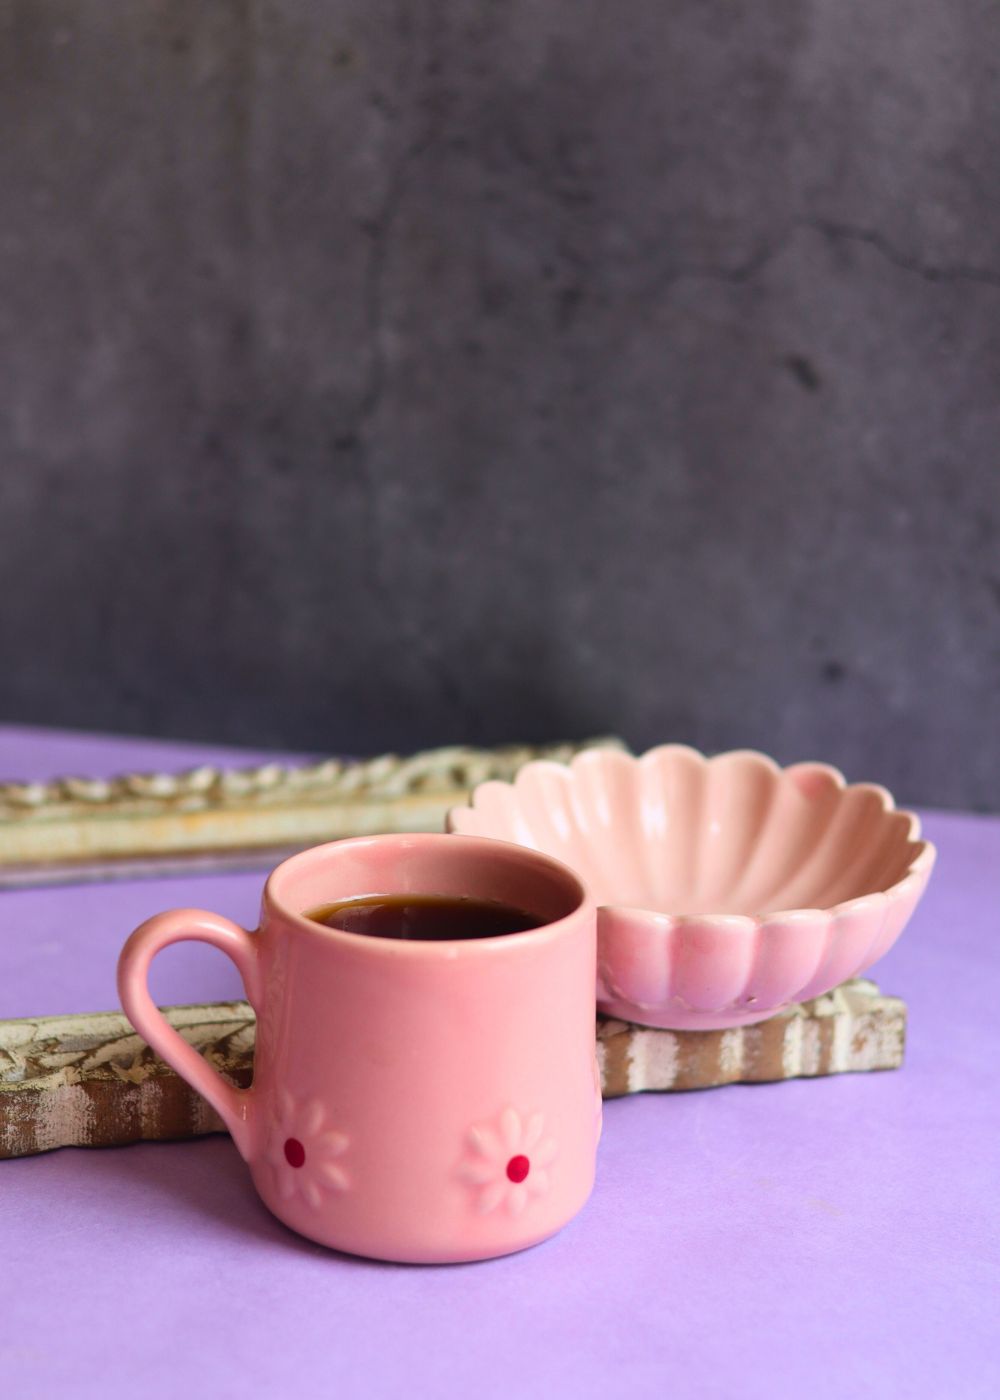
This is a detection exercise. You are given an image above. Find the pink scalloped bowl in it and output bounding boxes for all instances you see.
[447,745,935,1030]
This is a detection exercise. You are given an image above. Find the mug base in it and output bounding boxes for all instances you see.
[256,1181,594,1265]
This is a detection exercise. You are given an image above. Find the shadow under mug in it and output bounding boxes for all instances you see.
[117,833,600,1263]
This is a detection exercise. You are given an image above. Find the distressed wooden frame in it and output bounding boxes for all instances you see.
[0,738,620,888]
[1,980,905,1157]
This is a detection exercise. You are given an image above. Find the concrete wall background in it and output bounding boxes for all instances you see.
[0,1,998,808]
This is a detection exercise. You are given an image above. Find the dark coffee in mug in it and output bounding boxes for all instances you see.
[305,893,541,942]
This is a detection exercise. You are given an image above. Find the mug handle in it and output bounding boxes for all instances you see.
[117,908,263,1161]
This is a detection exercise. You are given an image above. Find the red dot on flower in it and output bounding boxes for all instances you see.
[284,1137,306,1168]
[506,1154,530,1183]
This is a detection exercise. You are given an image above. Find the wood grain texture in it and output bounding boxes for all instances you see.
[0,980,904,1158]
[598,979,906,1097]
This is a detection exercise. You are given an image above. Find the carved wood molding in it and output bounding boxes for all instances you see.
[1,980,904,1159]
[0,739,623,817]
[0,737,623,884]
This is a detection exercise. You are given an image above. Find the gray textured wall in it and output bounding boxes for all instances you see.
[1,1,998,808]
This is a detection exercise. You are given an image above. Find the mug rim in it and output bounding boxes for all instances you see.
[263,831,592,958]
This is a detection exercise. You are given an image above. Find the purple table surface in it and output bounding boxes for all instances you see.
[1,726,998,1399]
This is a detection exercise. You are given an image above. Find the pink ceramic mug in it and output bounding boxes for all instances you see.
[117,833,599,1263]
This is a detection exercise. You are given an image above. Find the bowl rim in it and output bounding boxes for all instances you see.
[447,742,937,928]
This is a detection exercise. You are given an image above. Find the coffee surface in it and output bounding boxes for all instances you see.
[304,893,541,941]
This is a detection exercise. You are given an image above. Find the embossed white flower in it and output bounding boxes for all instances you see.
[458,1106,556,1217]
[266,1090,350,1209]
